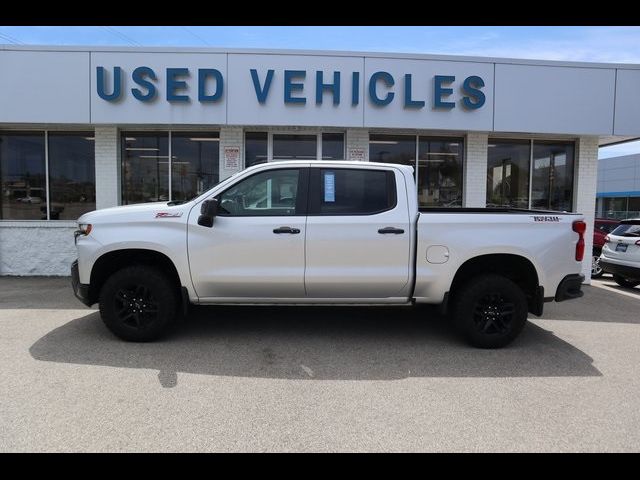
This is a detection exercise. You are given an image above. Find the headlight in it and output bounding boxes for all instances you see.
[78,224,92,235]
[74,224,92,242]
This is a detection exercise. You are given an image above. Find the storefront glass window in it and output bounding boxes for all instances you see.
[0,132,46,220]
[532,142,575,211]
[245,132,268,167]
[273,134,317,160]
[486,140,530,208]
[321,133,345,160]
[171,133,219,202]
[121,133,169,205]
[418,137,463,207]
[369,134,415,166]
[48,132,96,220]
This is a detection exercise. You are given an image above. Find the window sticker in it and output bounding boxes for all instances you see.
[324,171,336,202]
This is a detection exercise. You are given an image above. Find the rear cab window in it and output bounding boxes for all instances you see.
[308,168,397,215]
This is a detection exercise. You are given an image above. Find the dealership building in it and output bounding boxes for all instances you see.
[1,45,640,281]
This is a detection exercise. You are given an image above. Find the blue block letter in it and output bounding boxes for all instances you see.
[462,75,485,109]
[316,71,340,105]
[131,66,157,102]
[404,74,425,109]
[250,69,274,104]
[434,75,455,109]
[284,70,306,104]
[167,68,190,102]
[199,69,223,102]
[369,71,394,106]
[96,66,122,101]
[352,72,360,106]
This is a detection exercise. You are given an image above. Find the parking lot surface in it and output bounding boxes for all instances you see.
[1,276,639,452]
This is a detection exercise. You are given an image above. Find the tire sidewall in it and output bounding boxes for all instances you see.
[99,266,177,341]
[612,274,640,289]
[453,274,528,349]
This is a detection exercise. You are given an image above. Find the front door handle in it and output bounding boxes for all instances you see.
[378,227,405,234]
[273,226,301,234]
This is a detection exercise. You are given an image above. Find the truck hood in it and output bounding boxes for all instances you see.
[77,202,193,224]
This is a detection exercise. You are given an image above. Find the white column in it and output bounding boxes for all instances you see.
[574,136,599,283]
[94,125,120,209]
[219,126,244,180]
[345,128,369,161]
[463,132,488,207]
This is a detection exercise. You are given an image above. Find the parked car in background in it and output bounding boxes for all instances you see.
[599,219,640,288]
[592,218,620,278]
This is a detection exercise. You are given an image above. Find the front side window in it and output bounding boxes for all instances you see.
[0,132,46,220]
[486,140,530,208]
[48,132,96,220]
[310,168,396,215]
[217,169,300,216]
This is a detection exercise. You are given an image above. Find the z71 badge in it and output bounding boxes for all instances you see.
[155,212,183,218]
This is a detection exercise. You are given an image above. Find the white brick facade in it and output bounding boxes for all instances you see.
[0,222,76,275]
[463,132,488,207]
[219,126,244,180]
[95,125,120,209]
[345,128,369,161]
[574,136,600,283]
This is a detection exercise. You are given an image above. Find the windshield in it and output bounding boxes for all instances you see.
[611,223,640,237]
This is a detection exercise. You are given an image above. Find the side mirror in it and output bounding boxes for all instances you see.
[197,198,218,227]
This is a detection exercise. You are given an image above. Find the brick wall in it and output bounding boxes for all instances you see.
[94,125,120,209]
[345,128,369,161]
[219,126,244,180]
[464,132,488,207]
[575,136,600,283]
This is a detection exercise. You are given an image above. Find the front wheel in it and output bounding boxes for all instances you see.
[452,274,528,349]
[612,275,640,289]
[99,266,178,341]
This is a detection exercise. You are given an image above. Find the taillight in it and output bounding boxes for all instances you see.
[573,220,586,261]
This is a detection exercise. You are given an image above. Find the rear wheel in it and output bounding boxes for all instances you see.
[591,250,604,278]
[612,275,640,289]
[452,274,528,349]
[99,266,178,341]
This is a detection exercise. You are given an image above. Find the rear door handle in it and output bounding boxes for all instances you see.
[378,227,405,234]
[273,226,301,234]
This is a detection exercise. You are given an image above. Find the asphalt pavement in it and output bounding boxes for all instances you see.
[0,275,639,452]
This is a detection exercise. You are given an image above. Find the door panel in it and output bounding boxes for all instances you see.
[304,167,412,298]
[187,167,307,299]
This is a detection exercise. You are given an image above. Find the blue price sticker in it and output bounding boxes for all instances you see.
[324,172,335,202]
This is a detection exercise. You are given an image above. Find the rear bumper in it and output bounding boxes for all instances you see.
[600,260,640,279]
[555,274,585,302]
[71,260,92,307]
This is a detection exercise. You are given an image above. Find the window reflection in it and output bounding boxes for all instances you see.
[121,132,169,205]
[171,133,219,202]
[0,132,46,220]
[532,142,574,211]
[486,140,530,208]
[418,138,463,207]
[48,132,95,219]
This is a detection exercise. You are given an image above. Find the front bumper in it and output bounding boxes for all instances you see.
[600,260,640,280]
[71,260,92,307]
[555,273,585,302]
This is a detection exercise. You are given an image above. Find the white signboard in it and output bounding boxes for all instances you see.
[348,148,365,161]
[224,146,240,169]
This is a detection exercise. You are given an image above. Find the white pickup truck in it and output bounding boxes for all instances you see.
[71,160,586,348]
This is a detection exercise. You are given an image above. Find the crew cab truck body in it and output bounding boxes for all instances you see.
[72,161,585,348]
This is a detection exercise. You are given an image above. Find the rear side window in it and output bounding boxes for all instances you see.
[309,168,397,215]
[611,223,640,237]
